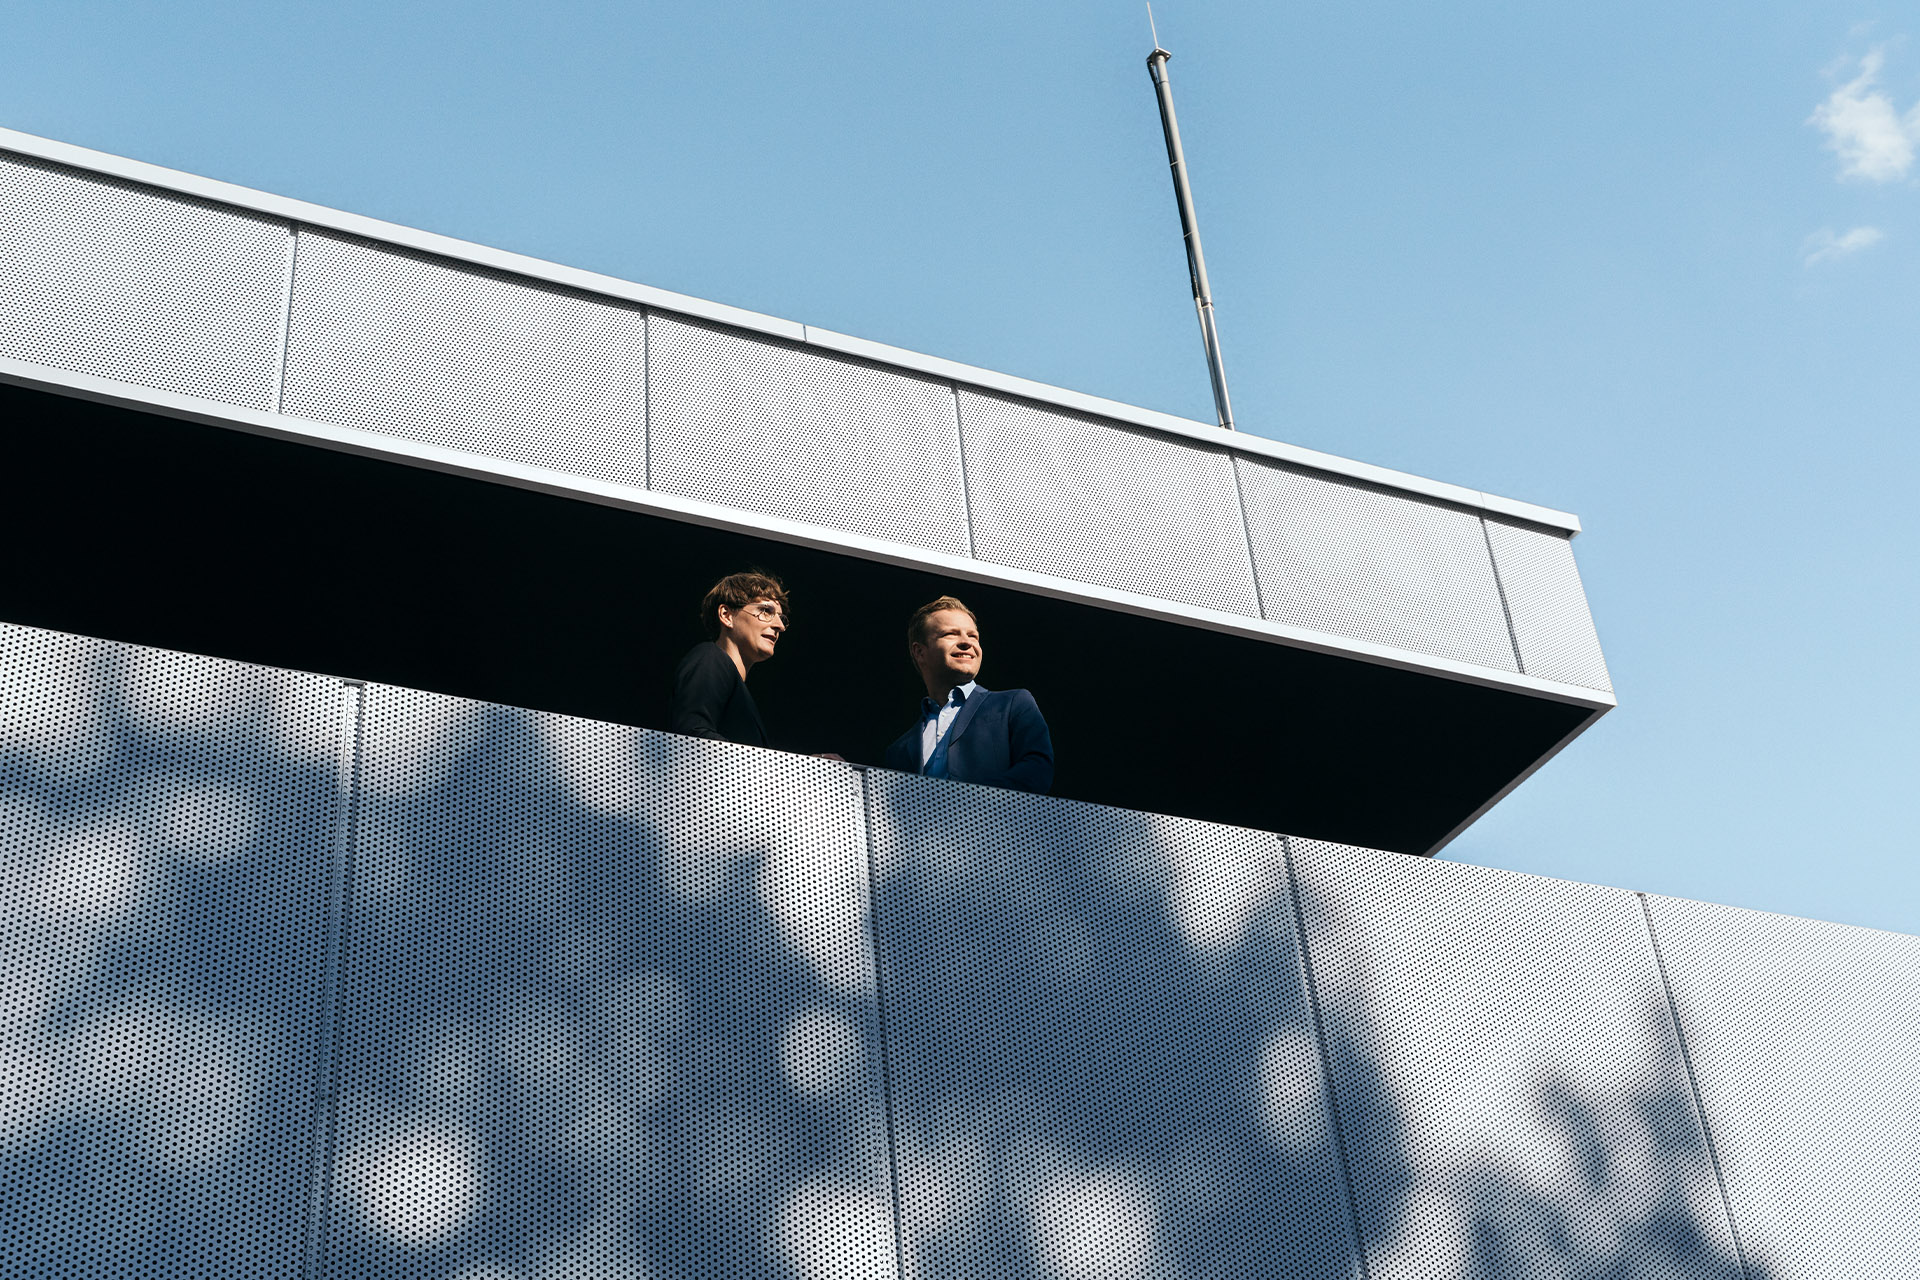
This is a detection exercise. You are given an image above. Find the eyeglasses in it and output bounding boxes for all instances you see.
[743,603,787,626]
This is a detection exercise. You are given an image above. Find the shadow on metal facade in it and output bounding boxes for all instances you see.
[320,685,895,1279]
[2,622,1905,1277]
[1644,895,1920,1279]
[864,772,1357,1280]
[1287,840,1745,1280]
[0,624,338,1275]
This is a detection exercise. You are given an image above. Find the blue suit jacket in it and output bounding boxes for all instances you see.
[884,686,1054,794]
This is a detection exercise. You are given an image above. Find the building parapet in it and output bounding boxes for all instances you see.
[0,128,1614,852]
[0,620,1909,1278]
[0,128,1608,703]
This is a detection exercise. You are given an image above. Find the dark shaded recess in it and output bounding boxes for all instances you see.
[0,381,1588,852]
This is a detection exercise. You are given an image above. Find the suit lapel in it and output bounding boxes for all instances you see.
[942,685,989,752]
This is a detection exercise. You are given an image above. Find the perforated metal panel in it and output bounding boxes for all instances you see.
[0,152,287,409]
[0,623,339,1277]
[1483,519,1612,692]
[648,315,972,555]
[281,230,650,485]
[1234,457,1519,671]
[1286,840,1742,1280]
[321,690,895,1280]
[957,390,1261,616]
[1643,895,1920,1279]
[866,772,1358,1280]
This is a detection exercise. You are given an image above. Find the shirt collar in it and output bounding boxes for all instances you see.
[921,680,979,718]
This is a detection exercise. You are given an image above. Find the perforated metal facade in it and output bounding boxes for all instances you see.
[865,773,1357,1280]
[0,622,1916,1278]
[322,687,895,1279]
[0,135,1619,698]
[1644,895,1920,1279]
[1286,839,1744,1280]
[1484,518,1613,692]
[648,314,972,556]
[1235,457,1519,671]
[0,623,339,1277]
[957,389,1263,617]
[281,230,651,486]
[0,153,288,409]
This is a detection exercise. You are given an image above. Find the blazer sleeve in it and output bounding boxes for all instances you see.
[983,689,1054,795]
[670,646,732,740]
[884,726,923,774]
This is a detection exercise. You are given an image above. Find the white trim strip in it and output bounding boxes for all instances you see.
[0,126,1582,535]
[0,355,1615,712]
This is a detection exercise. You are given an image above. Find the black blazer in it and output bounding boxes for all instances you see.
[884,686,1053,794]
[670,643,768,747]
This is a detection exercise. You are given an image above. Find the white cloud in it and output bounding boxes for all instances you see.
[1803,225,1886,264]
[1809,49,1920,182]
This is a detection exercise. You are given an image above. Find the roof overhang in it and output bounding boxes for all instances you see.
[1,362,1605,854]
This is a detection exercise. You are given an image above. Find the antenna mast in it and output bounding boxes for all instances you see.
[1145,7,1236,431]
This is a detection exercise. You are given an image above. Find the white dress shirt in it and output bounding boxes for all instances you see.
[919,680,978,767]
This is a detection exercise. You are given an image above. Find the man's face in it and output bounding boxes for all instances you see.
[912,609,982,689]
[719,598,786,666]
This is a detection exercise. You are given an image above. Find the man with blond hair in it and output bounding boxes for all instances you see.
[884,595,1053,794]
[670,571,790,747]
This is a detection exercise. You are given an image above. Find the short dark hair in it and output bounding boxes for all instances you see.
[701,572,790,639]
[906,595,977,648]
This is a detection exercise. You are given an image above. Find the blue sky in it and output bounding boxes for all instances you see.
[4,2,1915,933]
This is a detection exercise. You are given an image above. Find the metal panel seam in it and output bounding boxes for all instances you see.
[950,381,979,560]
[858,773,911,1280]
[302,679,367,1280]
[1278,835,1375,1280]
[1229,455,1269,621]
[1635,892,1753,1280]
[1479,515,1525,675]
[641,308,652,490]
[272,223,301,414]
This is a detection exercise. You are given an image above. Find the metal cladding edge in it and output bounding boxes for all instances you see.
[0,354,1614,717]
[0,125,1581,536]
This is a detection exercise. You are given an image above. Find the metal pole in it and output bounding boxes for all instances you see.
[1146,43,1236,431]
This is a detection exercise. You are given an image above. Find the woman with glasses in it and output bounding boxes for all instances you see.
[669,571,791,748]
